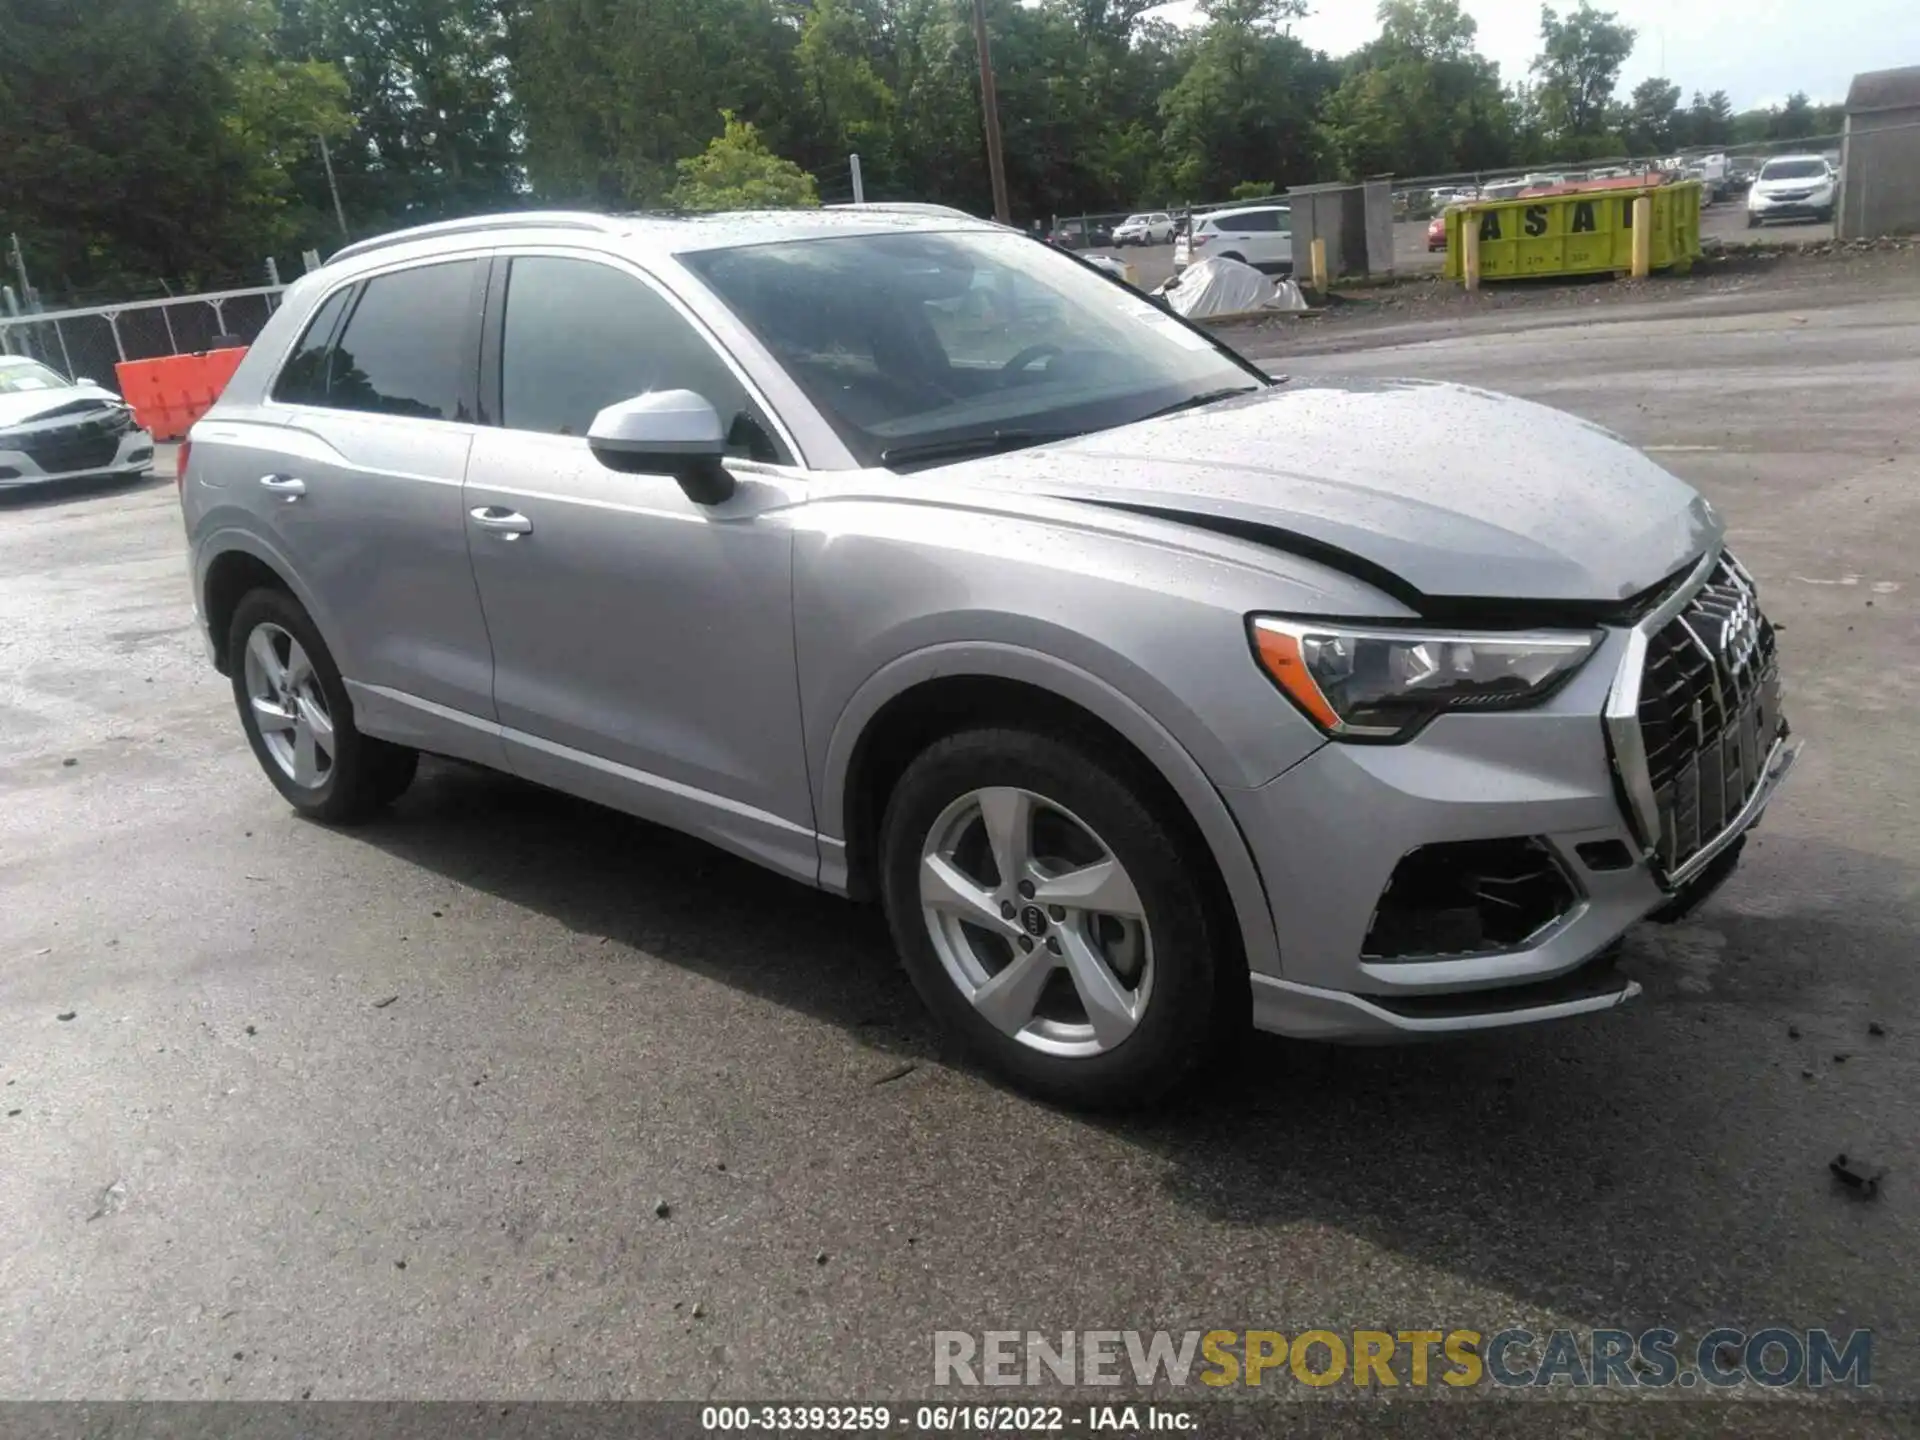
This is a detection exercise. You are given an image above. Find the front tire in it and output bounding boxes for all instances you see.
[228,588,418,824]
[879,727,1235,1109]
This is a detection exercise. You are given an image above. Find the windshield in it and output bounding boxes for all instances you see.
[1121,215,1150,226]
[1761,159,1827,181]
[684,229,1263,469]
[0,359,72,394]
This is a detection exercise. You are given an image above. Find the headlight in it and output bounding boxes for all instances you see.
[1250,617,1601,741]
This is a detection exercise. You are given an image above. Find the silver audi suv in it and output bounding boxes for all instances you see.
[180,210,1796,1107]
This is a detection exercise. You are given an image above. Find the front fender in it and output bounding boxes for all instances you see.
[818,639,1285,979]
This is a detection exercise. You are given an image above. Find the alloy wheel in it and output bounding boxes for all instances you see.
[919,786,1153,1058]
[242,621,335,789]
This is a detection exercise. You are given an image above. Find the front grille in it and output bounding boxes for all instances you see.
[14,409,129,475]
[1635,555,1784,873]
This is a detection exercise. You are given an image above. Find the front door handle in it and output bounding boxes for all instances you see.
[470,506,533,536]
[259,474,306,499]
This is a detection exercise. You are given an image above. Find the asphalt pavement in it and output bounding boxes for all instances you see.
[2,260,1917,1416]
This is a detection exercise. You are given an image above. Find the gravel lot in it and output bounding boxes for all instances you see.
[2,255,1917,1419]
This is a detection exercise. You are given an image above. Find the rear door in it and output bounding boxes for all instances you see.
[259,256,503,763]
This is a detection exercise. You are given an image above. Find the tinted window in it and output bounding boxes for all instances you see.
[499,256,769,456]
[1233,210,1279,233]
[1761,158,1827,181]
[272,287,351,406]
[325,261,478,421]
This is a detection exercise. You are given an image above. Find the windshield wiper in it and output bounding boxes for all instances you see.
[880,429,1083,468]
[1133,386,1263,423]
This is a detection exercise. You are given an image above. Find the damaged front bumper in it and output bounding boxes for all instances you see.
[1227,545,1797,1041]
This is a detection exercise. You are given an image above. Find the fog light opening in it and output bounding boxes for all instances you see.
[1362,838,1579,961]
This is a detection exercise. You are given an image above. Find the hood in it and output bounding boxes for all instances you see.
[937,380,1718,609]
[0,383,122,432]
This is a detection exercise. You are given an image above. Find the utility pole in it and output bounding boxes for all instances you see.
[318,132,349,242]
[969,0,1012,224]
[7,233,31,309]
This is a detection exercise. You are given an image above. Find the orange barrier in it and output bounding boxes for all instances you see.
[114,347,249,441]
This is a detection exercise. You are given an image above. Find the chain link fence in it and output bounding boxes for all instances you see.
[0,287,286,391]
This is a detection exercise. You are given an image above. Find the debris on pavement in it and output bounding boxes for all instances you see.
[654,1199,672,1219]
[61,758,76,767]
[56,1011,75,1022]
[86,1179,129,1222]
[1788,1024,1801,1039]
[372,995,400,1009]
[1870,1021,1887,1037]
[871,1061,917,1086]
[1829,1154,1884,1199]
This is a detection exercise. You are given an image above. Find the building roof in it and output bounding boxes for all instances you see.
[1846,65,1920,115]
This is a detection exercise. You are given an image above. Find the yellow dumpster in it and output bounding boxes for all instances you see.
[1445,180,1702,282]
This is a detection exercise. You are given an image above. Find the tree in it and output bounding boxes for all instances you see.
[1530,1,1636,143]
[1160,0,1335,198]
[0,0,350,294]
[1681,88,1734,147]
[668,113,820,210]
[1321,0,1511,177]
[276,0,522,234]
[1623,76,1681,155]
[511,0,804,206]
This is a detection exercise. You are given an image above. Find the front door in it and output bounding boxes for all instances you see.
[461,251,817,883]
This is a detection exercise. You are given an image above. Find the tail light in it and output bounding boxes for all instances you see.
[1192,233,1209,247]
[175,439,191,495]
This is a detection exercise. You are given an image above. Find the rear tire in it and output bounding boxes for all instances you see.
[228,588,418,824]
[879,727,1235,1109]
[1746,214,1762,229]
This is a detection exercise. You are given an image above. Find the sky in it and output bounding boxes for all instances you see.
[1285,0,1919,109]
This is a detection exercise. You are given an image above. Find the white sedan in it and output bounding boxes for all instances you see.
[0,356,154,489]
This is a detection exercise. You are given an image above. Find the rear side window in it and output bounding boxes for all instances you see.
[498,255,775,458]
[1235,210,1278,233]
[272,288,351,406]
[274,260,478,421]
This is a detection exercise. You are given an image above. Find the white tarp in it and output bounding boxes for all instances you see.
[1154,257,1308,318]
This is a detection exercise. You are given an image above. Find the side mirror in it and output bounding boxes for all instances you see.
[586,389,735,505]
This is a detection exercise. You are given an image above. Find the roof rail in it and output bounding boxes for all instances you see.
[327,212,626,266]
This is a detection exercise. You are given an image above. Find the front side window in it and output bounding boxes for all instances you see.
[684,229,1262,469]
[323,261,478,421]
[497,255,776,459]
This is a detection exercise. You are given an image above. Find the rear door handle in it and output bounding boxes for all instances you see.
[470,506,533,536]
[259,474,306,499]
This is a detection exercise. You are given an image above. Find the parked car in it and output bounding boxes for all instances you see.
[1426,214,1448,252]
[1111,213,1175,247]
[182,209,1796,1108]
[1047,219,1112,250]
[0,355,154,490]
[1747,155,1836,226]
[1173,204,1293,274]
